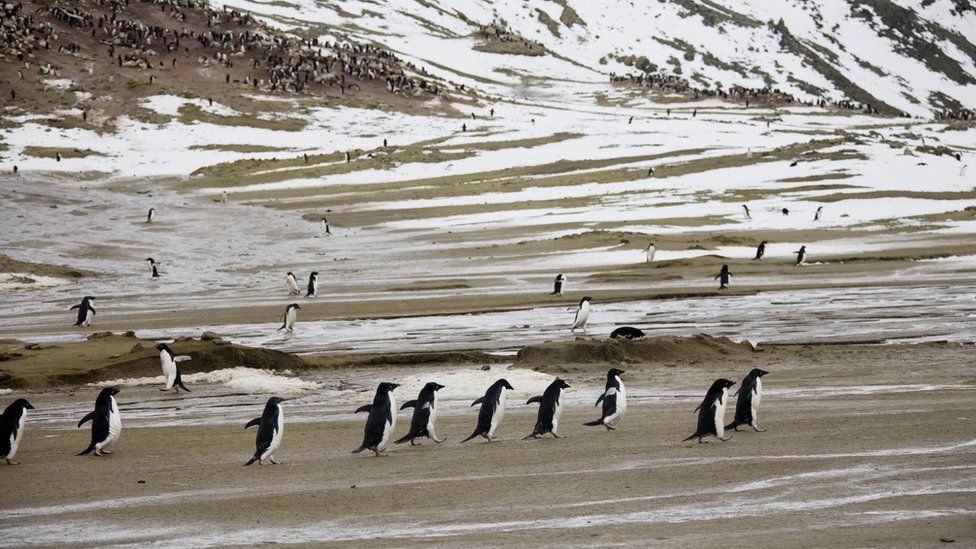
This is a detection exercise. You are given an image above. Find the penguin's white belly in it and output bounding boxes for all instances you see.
[647,248,655,262]
[160,353,176,389]
[104,399,121,448]
[488,391,507,437]
[713,389,728,437]
[264,406,284,459]
[552,392,563,434]
[8,413,26,458]
[573,305,590,329]
[285,309,296,329]
[754,379,763,408]
[379,396,396,450]
[82,309,93,326]
[605,381,626,426]
[287,278,298,293]
[427,396,438,432]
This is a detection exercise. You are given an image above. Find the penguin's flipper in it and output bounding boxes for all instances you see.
[732,388,741,398]
[69,304,80,310]
[354,404,372,414]
[77,411,96,428]
[77,443,96,456]
[525,396,543,405]
[724,420,740,431]
[174,355,192,362]
[400,400,418,410]
[244,418,261,430]
[470,397,485,407]
[595,394,605,407]
[692,404,701,414]
[582,419,603,427]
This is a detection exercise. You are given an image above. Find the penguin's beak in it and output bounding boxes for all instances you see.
[26,403,35,410]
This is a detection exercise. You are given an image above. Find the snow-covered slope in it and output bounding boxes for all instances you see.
[214,0,976,117]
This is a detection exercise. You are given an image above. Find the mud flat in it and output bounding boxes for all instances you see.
[0,337,973,546]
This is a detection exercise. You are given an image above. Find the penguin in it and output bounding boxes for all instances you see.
[794,245,807,266]
[524,378,571,439]
[286,272,300,295]
[395,382,446,445]
[382,138,387,148]
[726,368,769,432]
[303,153,309,163]
[221,191,227,203]
[278,303,300,333]
[814,206,823,221]
[789,160,798,167]
[683,378,736,443]
[146,208,154,223]
[1,399,34,465]
[646,243,656,262]
[77,387,122,456]
[461,379,514,442]
[462,123,467,132]
[70,296,96,327]
[647,167,654,177]
[583,368,626,430]
[714,264,732,290]
[56,152,62,162]
[692,108,697,117]
[781,208,790,215]
[321,218,331,235]
[146,257,160,279]
[754,240,767,260]
[352,382,399,456]
[628,115,634,124]
[551,273,565,296]
[305,271,318,298]
[610,326,644,340]
[746,148,753,159]
[156,343,191,392]
[244,397,285,465]
[345,151,351,163]
[960,165,967,177]
[571,296,591,333]
[742,204,752,220]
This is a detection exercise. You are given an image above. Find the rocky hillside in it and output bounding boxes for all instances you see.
[209,0,976,118]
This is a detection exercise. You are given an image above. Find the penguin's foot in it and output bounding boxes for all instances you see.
[432,436,445,443]
[605,425,615,431]
[270,456,280,464]
[258,460,268,465]
[719,436,732,441]
[698,438,708,444]
[552,433,561,438]
[94,450,104,456]
[410,439,419,446]
[732,426,740,431]
[753,426,767,432]
[6,459,19,465]
[101,449,113,454]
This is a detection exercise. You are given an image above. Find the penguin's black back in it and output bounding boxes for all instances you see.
[361,386,394,448]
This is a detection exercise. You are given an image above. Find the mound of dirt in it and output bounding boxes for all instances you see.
[0,333,306,389]
[514,334,756,373]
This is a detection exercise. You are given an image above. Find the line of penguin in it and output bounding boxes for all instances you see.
[0,365,770,465]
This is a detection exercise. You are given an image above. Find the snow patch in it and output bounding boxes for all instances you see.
[92,367,321,394]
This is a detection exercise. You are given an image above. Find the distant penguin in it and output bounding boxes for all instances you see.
[524,378,571,439]
[726,368,769,432]
[345,151,351,163]
[746,148,753,159]
[960,165,967,177]
[742,204,752,220]
[303,153,309,163]
[551,273,565,296]
[683,378,736,443]
[12,165,17,174]
[352,382,399,456]
[610,326,644,340]
[647,167,654,177]
[571,296,591,333]
[781,208,789,215]
[794,245,807,266]
[146,208,154,223]
[789,160,798,167]
[305,272,318,298]
[584,368,626,430]
[814,206,823,221]
[221,191,227,204]
[77,387,122,456]
[692,108,697,117]
[628,116,634,124]
[155,343,191,392]
[286,272,300,295]
[321,217,331,235]
[646,243,656,262]
[714,264,732,290]
[56,152,61,162]
[244,396,285,465]
[395,382,446,445]
[461,379,514,442]
[278,303,300,333]
[1,399,34,464]
[462,123,467,132]
[754,240,767,260]
[146,257,160,279]
[70,296,96,327]
[383,138,387,148]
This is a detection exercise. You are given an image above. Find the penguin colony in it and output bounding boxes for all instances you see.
[1,198,805,465]
[1,365,770,463]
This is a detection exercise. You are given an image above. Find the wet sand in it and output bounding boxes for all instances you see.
[2,342,974,547]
